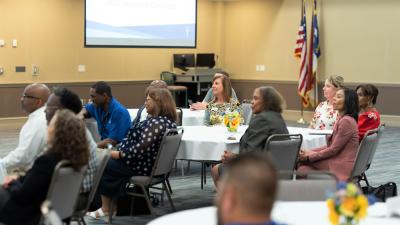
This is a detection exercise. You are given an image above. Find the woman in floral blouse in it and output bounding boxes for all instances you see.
[309,75,344,130]
[89,88,177,221]
[204,73,240,125]
[356,84,380,142]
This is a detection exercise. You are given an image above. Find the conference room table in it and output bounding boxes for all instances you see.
[176,125,331,161]
[147,202,399,225]
[128,108,205,126]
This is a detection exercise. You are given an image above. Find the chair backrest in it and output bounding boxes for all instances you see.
[241,102,253,125]
[41,200,63,225]
[160,71,175,85]
[351,128,379,180]
[264,134,303,179]
[277,171,337,201]
[152,129,184,178]
[71,150,111,222]
[366,123,385,169]
[176,107,183,126]
[45,161,87,220]
[88,151,111,210]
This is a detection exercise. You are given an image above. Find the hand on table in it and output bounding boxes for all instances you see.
[298,149,309,162]
[221,150,236,163]
[190,102,207,111]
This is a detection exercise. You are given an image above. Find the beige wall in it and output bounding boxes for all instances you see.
[0,0,224,84]
[223,0,400,84]
[1,0,400,84]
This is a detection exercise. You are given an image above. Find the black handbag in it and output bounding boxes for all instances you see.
[362,182,398,202]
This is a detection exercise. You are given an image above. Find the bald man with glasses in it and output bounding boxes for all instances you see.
[0,83,50,177]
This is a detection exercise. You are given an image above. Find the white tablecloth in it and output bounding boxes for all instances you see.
[147,202,399,225]
[176,125,247,161]
[287,127,331,151]
[128,108,205,126]
[176,126,330,161]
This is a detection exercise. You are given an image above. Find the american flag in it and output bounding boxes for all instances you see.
[305,0,321,107]
[295,0,311,107]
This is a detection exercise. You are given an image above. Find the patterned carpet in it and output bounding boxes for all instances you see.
[0,120,399,225]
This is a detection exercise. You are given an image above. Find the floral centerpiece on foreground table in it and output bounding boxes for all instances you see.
[223,111,241,132]
[327,182,375,225]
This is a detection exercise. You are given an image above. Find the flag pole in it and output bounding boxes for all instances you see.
[297,99,306,124]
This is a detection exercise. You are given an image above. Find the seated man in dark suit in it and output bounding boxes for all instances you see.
[80,81,131,148]
[216,152,285,225]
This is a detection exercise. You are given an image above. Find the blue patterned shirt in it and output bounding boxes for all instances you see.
[117,116,176,176]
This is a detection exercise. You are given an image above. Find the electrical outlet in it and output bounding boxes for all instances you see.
[0,66,4,75]
[12,39,17,48]
[78,65,86,72]
[32,65,39,76]
[256,64,266,72]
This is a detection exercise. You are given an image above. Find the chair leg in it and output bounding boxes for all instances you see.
[203,162,207,184]
[362,173,370,186]
[181,160,185,176]
[140,185,156,216]
[163,181,176,211]
[79,218,87,225]
[166,178,173,194]
[184,90,188,108]
[201,162,204,189]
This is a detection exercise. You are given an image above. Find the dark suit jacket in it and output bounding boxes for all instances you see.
[239,110,289,153]
[0,153,61,225]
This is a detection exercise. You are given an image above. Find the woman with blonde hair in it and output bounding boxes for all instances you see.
[310,75,344,130]
[0,109,89,225]
[204,73,241,125]
[89,88,177,221]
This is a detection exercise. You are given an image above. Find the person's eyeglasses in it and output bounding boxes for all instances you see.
[21,94,41,100]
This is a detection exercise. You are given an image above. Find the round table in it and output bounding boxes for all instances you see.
[128,108,205,126]
[176,126,330,161]
[147,202,398,225]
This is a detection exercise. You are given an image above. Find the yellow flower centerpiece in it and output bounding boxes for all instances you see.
[327,182,375,225]
[223,111,241,132]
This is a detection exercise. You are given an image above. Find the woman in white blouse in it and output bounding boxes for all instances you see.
[309,75,344,130]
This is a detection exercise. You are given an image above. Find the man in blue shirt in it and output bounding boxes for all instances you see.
[81,81,131,148]
[215,152,285,225]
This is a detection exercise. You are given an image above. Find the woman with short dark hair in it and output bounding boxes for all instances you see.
[0,109,89,225]
[211,86,288,186]
[89,88,177,221]
[298,88,359,181]
[356,84,380,141]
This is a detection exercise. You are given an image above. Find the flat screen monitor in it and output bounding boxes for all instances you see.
[196,53,215,68]
[85,0,197,48]
[173,54,195,71]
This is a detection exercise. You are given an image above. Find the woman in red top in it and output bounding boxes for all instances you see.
[356,84,380,142]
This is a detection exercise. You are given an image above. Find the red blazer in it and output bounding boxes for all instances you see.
[307,115,359,181]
